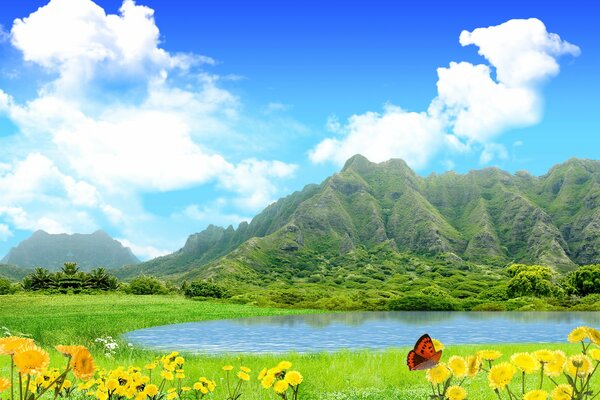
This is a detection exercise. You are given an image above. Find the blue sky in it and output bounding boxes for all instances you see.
[0,0,598,260]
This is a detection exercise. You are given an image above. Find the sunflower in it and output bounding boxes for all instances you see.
[13,345,50,375]
[285,371,303,386]
[144,384,158,397]
[523,389,547,400]
[550,384,573,400]
[71,346,96,381]
[590,348,600,362]
[55,345,82,357]
[446,385,467,400]
[511,352,540,374]
[426,363,450,385]
[448,356,467,378]
[477,350,502,361]
[0,337,34,355]
[488,362,516,390]
[567,326,588,343]
[0,377,10,393]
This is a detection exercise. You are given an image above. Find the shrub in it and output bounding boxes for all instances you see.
[471,302,507,311]
[0,276,14,295]
[184,280,228,299]
[387,294,458,311]
[564,264,600,296]
[126,275,168,295]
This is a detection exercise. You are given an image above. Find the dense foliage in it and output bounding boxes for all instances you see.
[20,263,119,293]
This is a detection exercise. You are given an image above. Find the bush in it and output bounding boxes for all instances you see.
[471,302,507,311]
[0,276,15,295]
[184,281,228,299]
[564,264,600,296]
[126,275,168,295]
[387,294,458,311]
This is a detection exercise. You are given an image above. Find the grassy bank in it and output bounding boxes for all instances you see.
[0,294,598,399]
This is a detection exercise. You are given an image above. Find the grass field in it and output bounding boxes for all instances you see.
[0,294,598,399]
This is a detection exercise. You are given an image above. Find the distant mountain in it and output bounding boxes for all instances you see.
[2,230,140,271]
[0,264,33,281]
[116,156,600,283]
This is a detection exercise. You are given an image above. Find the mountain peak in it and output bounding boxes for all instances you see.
[342,154,374,172]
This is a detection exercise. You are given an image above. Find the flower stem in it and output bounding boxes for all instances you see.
[10,356,14,400]
[539,365,544,389]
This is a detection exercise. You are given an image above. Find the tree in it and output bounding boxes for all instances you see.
[184,280,228,298]
[85,268,119,291]
[127,275,167,295]
[564,264,600,296]
[56,262,85,290]
[506,264,557,298]
[22,268,55,291]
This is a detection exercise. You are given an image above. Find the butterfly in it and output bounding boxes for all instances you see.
[407,333,443,370]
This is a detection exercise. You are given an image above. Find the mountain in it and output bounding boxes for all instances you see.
[117,156,600,284]
[2,230,140,271]
[0,264,33,281]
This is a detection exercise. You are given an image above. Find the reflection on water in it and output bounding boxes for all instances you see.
[125,312,600,355]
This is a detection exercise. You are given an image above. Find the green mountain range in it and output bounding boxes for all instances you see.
[115,156,600,285]
[2,230,140,271]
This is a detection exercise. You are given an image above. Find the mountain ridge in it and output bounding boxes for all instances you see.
[2,230,140,271]
[115,156,600,283]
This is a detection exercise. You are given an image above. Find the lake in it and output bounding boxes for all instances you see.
[125,311,600,354]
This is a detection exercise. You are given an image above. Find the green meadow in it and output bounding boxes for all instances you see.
[1,294,598,399]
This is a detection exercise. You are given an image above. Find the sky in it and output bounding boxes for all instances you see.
[0,0,598,260]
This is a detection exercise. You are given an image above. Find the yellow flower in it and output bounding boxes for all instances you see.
[590,348,600,361]
[13,345,50,375]
[426,363,450,385]
[222,365,233,371]
[166,392,177,400]
[106,379,119,391]
[511,353,540,374]
[524,390,547,400]
[174,356,185,365]
[466,355,481,377]
[62,380,72,389]
[261,374,275,389]
[161,371,174,381]
[488,362,516,390]
[448,356,467,378]
[551,384,573,400]
[446,385,467,400]
[144,363,157,370]
[55,345,81,357]
[240,366,251,373]
[0,337,34,355]
[565,354,593,377]
[477,350,502,361]
[588,327,600,345]
[567,326,588,343]
[258,367,268,380]
[432,338,445,351]
[534,350,554,364]
[277,361,292,370]
[135,393,147,400]
[192,382,202,391]
[181,387,190,392]
[285,371,303,386]
[237,371,250,381]
[545,351,566,378]
[0,378,10,393]
[175,371,185,379]
[273,380,289,394]
[71,347,96,381]
[96,389,109,400]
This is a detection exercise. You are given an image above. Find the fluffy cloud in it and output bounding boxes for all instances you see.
[0,224,13,241]
[0,0,297,258]
[310,18,579,168]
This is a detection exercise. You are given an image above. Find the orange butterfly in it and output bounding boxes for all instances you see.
[406,333,442,370]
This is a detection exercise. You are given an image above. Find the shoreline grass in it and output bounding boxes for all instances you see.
[1,294,598,399]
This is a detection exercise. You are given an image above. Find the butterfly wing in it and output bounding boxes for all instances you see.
[407,334,443,371]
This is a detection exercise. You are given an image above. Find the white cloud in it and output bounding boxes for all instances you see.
[310,105,444,168]
[479,143,509,165]
[0,0,298,256]
[310,18,579,168]
[116,238,170,261]
[0,224,13,241]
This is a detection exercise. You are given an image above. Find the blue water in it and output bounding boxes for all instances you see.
[124,311,600,354]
